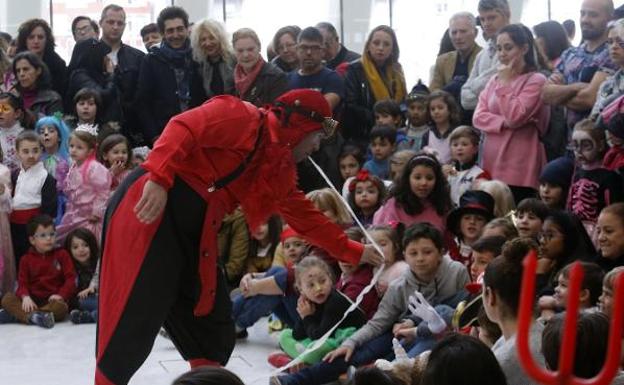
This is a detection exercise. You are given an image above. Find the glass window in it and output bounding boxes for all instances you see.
[391,0,480,89]
[50,0,171,62]
[222,0,340,59]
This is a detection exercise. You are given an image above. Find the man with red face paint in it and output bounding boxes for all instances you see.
[95,89,383,385]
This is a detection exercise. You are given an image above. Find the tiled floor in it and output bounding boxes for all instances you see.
[0,317,279,385]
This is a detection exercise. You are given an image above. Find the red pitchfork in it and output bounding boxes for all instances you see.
[517,250,624,385]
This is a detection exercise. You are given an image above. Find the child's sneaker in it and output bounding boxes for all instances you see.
[30,311,54,329]
[70,309,94,324]
[267,351,292,368]
[0,309,16,324]
[268,314,284,332]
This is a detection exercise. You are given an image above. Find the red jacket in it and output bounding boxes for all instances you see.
[103,96,363,319]
[336,265,380,319]
[16,247,77,303]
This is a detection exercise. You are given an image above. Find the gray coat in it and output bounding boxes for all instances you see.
[342,256,470,349]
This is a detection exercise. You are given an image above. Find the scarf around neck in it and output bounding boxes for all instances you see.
[159,40,192,68]
[361,52,407,103]
[235,58,265,99]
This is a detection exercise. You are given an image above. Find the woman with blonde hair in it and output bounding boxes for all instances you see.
[231,28,288,106]
[477,180,516,218]
[190,19,235,98]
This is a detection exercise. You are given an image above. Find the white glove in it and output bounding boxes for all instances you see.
[375,338,414,371]
[408,291,447,334]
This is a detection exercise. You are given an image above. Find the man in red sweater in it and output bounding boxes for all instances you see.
[0,214,77,328]
[96,89,383,385]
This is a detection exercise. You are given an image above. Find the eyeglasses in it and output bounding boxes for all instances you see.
[607,37,624,49]
[277,42,296,52]
[75,25,94,34]
[33,231,56,239]
[297,44,323,53]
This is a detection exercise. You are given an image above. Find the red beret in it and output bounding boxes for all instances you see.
[280,226,302,242]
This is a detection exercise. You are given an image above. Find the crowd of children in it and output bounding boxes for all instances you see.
[1,5,624,385]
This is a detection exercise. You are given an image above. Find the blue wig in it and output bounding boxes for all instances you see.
[35,115,70,160]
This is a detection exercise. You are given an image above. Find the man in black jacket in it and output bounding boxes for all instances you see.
[135,6,206,145]
[316,22,360,72]
[99,4,145,145]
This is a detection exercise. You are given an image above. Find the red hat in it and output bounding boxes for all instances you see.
[280,226,301,242]
[271,89,336,146]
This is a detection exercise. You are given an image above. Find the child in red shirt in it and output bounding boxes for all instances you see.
[0,214,76,328]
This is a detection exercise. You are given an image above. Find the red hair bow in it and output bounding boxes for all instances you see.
[348,169,372,192]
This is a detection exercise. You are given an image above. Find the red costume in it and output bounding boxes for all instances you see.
[96,90,365,385]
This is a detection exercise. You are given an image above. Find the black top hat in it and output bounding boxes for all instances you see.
[447,190,495,236]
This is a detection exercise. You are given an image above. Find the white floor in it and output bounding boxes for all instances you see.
[0,317,279,385]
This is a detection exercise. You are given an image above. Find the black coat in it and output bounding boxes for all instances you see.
[43,50,68,99]
[115,44,145,145]
[342,60,375,145]
[235,62,288,107]
[66,38,122,124]
[135,48,207,144]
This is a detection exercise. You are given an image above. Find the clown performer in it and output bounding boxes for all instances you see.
[95,89,384,385]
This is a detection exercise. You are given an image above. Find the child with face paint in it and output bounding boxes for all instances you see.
[567,119,624,244]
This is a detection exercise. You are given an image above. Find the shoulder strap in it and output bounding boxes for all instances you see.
[208,114,265,193]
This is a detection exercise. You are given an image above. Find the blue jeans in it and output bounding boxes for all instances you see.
[79,294,98,321]
[232,267,299,329]
[277,332,394,385]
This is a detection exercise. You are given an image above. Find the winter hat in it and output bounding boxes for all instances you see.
[607,113,624,140]
[538,156,575,189]
[271,89,336,147]
[280,226,301,243]
[407,80,430,103]
[447,190,495,235]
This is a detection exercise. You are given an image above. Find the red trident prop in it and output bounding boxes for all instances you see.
[517,250,624,385]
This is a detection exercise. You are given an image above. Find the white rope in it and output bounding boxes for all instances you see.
[249,157,387,383]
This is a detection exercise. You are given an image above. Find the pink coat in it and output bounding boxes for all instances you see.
[473,72,549,188]
[373,197,446,233]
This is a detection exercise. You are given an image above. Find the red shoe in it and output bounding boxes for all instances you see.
[268,351,292,368]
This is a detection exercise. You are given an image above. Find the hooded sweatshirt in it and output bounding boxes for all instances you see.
[341,255,469,349]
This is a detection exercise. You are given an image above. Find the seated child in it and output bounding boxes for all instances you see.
[232,227,308,337]
[399,81,430,152]
[444,126,490,205]
[347,170,386,227]
[538,157,574,210]
[445,190,495,268]
[272,256,369,367]
[10,131,57,262]
[65,228,100,324]
[482,217,518,240]
[538,261,604,321]
[514,198,549,240]
[542,311,624,382]
[421,90,460,165]
[0,215,76,328]
[98,133,132,191]
[469,235,507,282]
[0,146,14,295]
[389,149,417,183]
[272,223,470,385]
[245,216,282,275]
[171,367,245,385]
[131,146,150,169]
[363,125,396,180]
[568,119,624,243]
[373,99,407,148]
[68,88,100,129]
[367,224,409,298]
[339,145,365,197]
[603,113,624,175]
[598,266,624,318]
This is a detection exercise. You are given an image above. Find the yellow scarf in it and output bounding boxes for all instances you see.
[361,53,407,103]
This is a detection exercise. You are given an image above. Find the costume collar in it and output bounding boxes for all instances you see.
[453,158,477,171]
